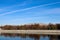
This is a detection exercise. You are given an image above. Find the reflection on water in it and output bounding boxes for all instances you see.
[0,33,60,40]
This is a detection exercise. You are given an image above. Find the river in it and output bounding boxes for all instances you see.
[0,33,60,40]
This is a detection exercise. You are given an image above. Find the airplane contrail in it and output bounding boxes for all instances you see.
[0,2,60,16]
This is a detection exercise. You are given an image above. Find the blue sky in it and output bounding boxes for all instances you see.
[0,0,60,25]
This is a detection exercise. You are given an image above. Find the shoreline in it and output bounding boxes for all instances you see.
[0,30,60,35]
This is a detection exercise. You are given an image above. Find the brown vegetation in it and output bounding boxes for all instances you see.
[0,23,60,30]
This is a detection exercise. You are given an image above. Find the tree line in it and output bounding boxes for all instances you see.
[0,23,60,30]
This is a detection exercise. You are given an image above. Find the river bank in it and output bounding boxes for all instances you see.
[0,30,60,35]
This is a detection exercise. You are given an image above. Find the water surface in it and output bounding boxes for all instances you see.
[0,33,60,40]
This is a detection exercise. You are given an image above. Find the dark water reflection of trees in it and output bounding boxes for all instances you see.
[0,33,60,40]
[0,33,49,40]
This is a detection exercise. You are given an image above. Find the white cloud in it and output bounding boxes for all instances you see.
[0,1,27,12]
[40,8,60,14]
[0,2,60,16]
